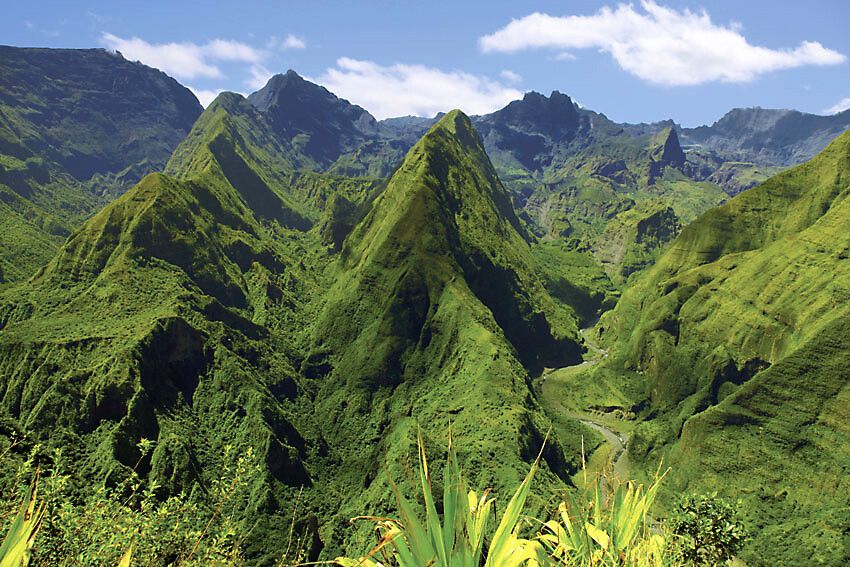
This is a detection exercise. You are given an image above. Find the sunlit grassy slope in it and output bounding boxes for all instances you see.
[592,128,850,565]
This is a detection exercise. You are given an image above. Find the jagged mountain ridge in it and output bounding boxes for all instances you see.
[238,71,848,285]
[0,103,594,561]
[681,106,850,166]
[239,73,723,281]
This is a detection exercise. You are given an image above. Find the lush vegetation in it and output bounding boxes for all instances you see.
[582,129,850,564]
[0,106,603,562]
[2,46,850,565]
[0,47,201,282]
[0,432,750,566]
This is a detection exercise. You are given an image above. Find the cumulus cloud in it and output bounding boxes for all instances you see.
[101,33,264,80]
[824,97,850,115]
[282,34,307,50]
[311,58,522,119]
[479,1,845,86]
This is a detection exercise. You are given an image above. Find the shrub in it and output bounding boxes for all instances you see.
[537,471,672,566]
[668,493,747,565]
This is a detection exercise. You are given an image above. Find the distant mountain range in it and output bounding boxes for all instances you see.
[2,47,849,286]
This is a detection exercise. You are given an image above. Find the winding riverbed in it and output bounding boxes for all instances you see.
[537,326,630,483]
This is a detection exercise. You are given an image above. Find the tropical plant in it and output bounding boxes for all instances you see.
[668,493,747,566]
[537,470,670,566]
[0,473,44,567]
[336,430,547,567]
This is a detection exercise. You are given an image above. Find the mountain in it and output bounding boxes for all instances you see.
[247,70,378,168]
[0,102,603,561]
[474,91,584,172]
[0,46,201,193]
[238,75,850,285]
[588,129,850,565]
[0,46,202,282]
[236,76,709,283]
[4,52,850,563]
[682,106,850,167]
[246,70,418,178]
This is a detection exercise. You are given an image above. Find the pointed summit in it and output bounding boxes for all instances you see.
[247,70,378,165]
[473,91,587,171]
[652,126,686,167]
[647,126,686,183]
[313,108,579,390]
[309,109,578,497]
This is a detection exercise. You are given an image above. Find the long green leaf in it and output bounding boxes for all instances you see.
[485,437,545,567]
[0,474,45,567]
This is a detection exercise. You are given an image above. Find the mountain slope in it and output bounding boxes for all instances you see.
[682,106,850,166]
[0,46,203,282]
[0,104,597,561]
[0,46,201,194]
[247,71,412,177]
[248,70,378,168]
[594,128,850,565]
[0,89,370,561]
[308,110,584,549]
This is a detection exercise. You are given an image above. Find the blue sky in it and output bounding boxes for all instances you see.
[3,1,849,126]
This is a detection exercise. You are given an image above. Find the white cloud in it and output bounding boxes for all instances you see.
[266,34,307,51]
[311,58,523,119]
[553,52,576,61]
[188,86,224,108]
[479,1,845,86]
[204,39,264,62]
[824,97,850,115]
[100,33,264,80]
[500,69,522,83]
[282,34,307,50]
[247,64,275,90]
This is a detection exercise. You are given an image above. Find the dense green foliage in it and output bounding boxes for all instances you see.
[0,100,606,562]
[588,129,850,564]
[3,48,850,565]
[669,493,747,566]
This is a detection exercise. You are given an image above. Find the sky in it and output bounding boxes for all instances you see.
[3,0,849,126]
